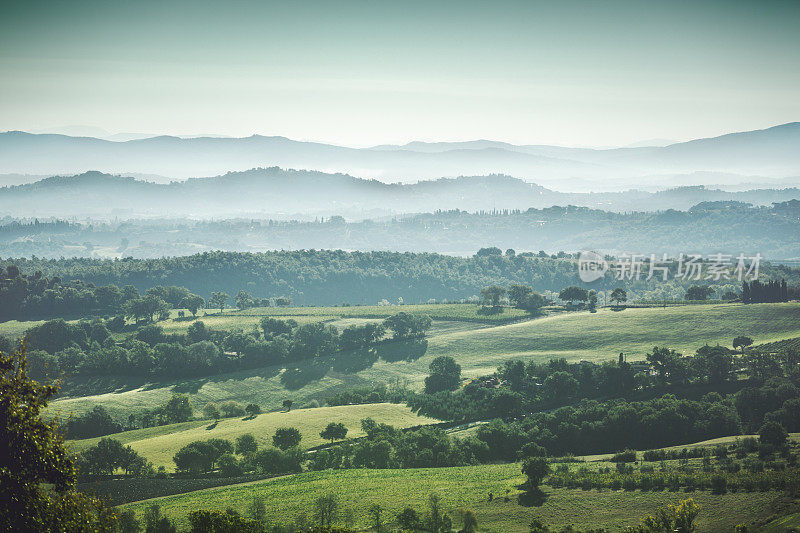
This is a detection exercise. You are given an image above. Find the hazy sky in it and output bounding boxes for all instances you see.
[1,0,798,147]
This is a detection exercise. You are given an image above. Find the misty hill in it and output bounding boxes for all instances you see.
[2,199,799,261]
[1,123,799,189]
[1,169,799,219]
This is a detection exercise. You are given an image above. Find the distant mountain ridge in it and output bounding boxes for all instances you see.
[1,168,798,219]
[1,123,799,188]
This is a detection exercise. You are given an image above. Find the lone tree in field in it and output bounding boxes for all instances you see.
[733,335,754,353]
[559,286,588,305]
[369,504,384,532]
[522,456,551,491]
[282,399,293,412]
[480,285,506,307]
[314,494,339,528]
[209,291,230,313]
[320,422,348,444]
[424,355,462,394]
[245,403,261,417]
[610,287,627,305]
[273,427,302,450]
[179,294,205,317]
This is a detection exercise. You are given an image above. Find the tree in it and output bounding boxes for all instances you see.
[647,346,687,386]
[587,290,598,311]
[282,399,293,412]
[273,427,302,450]
[203,402,221,420]
[610,288,627,305]
[314,494,339,528]
[235,290,256,310]
[424,356,461,394]
[235,433,258,456]
[396,508,423,531]
[248,496,267,525]
[188,509,260,533]
[261,317,297,338]
[369,504,384,532]
[179,294,205,317]
[320,422,348,443]
[733,336,754,353]
[209,291,230,312]
[475,247,502,256]
[425,493,452,533]
[522,456,551,491]
[173,439,233,474]
[163,393,193,423]
[220,400,245,418]
[638,499,701,533]
[686,285,714,301]
[383,312,431,340]
[144,504,177,533]
[461,509,478,533]
[245,403,261,417]
[508,284,533,307]
[1,345,115,531]
[480,285,506,307]
[693,345,733,384]
[559,286,588,305]
[542,371,579,403]
[759,421,788,447]
[80,437,150,477]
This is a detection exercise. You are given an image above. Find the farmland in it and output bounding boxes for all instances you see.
[121,463,785,532]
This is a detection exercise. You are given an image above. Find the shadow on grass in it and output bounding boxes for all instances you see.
[205,421,218,430]
[170,379,207,394]
[280,359,332,390]
[331,348,379,374]
[375,339,428,363]
[517,487,548,507]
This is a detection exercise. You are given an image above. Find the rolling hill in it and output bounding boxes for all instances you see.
[48,303,800,420]
[1,123,799,189]
[68,403,438,471]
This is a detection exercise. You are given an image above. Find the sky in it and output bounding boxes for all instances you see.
[1,0,799,147]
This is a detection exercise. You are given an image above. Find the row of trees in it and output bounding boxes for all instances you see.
[25,311,432,385]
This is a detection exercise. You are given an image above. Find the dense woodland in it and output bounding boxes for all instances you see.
[2,250,798,316]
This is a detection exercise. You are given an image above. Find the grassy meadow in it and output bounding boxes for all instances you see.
[68,403,438,471]
[121,463,784,532]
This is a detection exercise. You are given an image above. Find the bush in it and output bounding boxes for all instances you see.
[611,449,637,463]
[711,475,728,494]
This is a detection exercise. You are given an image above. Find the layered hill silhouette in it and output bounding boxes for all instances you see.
[1,169,798,219]
[1,123,799,188]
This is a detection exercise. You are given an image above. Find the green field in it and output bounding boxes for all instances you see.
[68,403,437,470]
[122,463,783,532]
[49,302,800,418]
